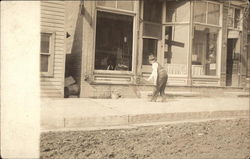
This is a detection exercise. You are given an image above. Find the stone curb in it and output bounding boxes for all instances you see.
[41,110,249,130]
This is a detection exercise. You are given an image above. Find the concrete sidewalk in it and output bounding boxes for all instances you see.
[41,94,249,131]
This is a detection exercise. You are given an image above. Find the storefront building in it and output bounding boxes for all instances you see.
[64,0,249,98]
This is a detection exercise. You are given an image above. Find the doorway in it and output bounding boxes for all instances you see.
[226,39,240,87]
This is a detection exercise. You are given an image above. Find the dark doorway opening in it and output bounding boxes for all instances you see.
[226,39,240,87]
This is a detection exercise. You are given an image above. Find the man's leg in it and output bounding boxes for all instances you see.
[159,74,168,102]
[150,82,161,102]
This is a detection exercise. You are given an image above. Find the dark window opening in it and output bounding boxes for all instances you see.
[95,11,133,71]
[143,0,162,23]
[142,38,157,65]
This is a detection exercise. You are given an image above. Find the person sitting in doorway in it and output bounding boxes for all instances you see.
[146,54,168,102]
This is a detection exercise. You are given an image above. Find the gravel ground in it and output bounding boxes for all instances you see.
[40,118,250,159]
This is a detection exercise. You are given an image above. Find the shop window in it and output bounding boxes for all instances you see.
[166,1,190,23]
[234,8,241,29]
[227,7,242,29]
[97,0,134,11]
[142,39,158,65]
[248,12,250,31]
[95,11,133,71]
[143,0,163,39]
[143,23,162,39]
[207,3,220,25]
[164,25,189,75]
[143,0,162,23]
[40,32,54,76]
[228,8,234,28]
[194,1,220,26]
[194,1,206,23]
[192,26,219,76]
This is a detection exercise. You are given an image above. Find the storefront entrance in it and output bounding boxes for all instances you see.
[226,39,240,87]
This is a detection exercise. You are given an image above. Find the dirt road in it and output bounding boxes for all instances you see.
[40,118,249,159]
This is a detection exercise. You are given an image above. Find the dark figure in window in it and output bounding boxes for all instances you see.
[107,54,117,70]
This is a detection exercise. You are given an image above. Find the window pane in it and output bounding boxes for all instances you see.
[234,8,241,29]
[97,0,116,8]
[248,11,250,31]
[40,55,49,72]
[117,1,134,11]
[41,33,50,53]
[166,1,190,22]
[164,25,189,75]
[95,11,133,71]
[143,22,162,39]
[194,1,206,23]
[142,39,157,65]
[247,35,250,77]
[143,0,162,23]
[192,25,219,76]
[207,3,220,25]
[248,35,250,45]
[227,8,234,27]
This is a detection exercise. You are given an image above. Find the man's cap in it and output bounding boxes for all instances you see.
[148,54,156,61]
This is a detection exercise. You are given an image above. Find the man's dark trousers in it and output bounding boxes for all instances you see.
[151,70,168,102]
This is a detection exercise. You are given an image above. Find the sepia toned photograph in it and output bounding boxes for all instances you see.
[1,0,250,158]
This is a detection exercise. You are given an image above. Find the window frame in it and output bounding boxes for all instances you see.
[164,1,191,24]
[191,1,223,78]
[227,6,243,30]
[96,0,136,15]
[40,31,55,77]
[93,4,137,74]
[193,1,222,27]
[191,24,222,77]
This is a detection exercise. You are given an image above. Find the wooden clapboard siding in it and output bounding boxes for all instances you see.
[40,1,65,98]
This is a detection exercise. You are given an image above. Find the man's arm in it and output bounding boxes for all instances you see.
[147,63,158,85]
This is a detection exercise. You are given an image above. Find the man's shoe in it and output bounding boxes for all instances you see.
[161,96,166,102]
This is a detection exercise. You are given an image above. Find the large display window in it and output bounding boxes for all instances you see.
[192,1,221,77]
[164,25,189,75]
[94,11,133,71]
[192,26,219,76]
[164,1,190,76]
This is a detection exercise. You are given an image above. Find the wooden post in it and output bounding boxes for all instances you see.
[187,1,193,86]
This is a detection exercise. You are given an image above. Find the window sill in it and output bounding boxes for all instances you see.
[227,28,242,31]
[40,72,54,78]
[192,76,219,79]
[94,70,134,75]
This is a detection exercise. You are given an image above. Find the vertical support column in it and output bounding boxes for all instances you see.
[81,1,96,97]
[239,10,248,87]
[220,4,228,87]
[133,0,140,84]
[136,0,144,84]
[161,0,166,66]
[187,1,194,86]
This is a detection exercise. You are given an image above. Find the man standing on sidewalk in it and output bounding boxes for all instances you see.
[146,55,168,102]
